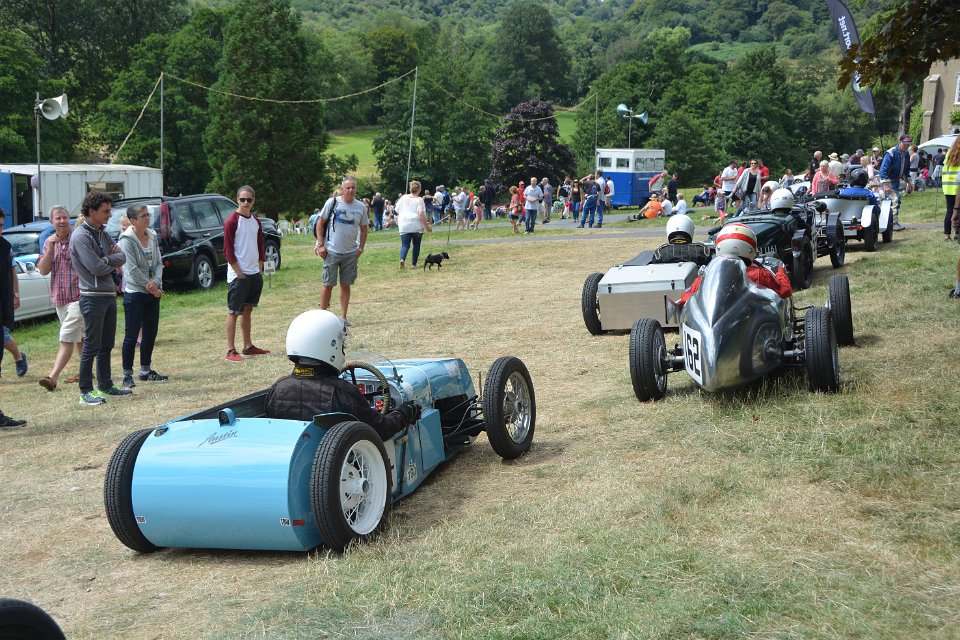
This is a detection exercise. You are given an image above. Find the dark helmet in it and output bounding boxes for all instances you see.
[850,168,869,188]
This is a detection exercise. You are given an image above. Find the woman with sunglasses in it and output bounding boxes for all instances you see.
[118,204,167,388]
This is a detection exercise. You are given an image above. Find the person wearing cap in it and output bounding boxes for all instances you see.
[879,134,912,231]
[827,152,844,180]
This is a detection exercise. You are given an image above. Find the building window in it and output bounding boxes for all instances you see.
[86,181,125,200]
[598,157,612,168]
[616,158,630,169]
[955,73,960,104]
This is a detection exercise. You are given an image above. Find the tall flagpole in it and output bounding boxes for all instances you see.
[160,73,164,183]
[405,67,418,189]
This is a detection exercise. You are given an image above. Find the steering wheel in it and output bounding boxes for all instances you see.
[343,361,391,415]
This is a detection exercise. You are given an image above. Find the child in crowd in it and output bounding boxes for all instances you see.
[471,198,483,230]
[702,191,727,222]
[508,186,522,234]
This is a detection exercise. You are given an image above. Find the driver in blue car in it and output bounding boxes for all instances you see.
[678,223,792,307]
[265,309,420,440]
[838,168,879,207]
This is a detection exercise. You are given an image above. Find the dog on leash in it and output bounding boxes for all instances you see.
[423,252,451,270]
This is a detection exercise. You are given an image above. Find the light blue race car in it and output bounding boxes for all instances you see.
[104,355,535,553]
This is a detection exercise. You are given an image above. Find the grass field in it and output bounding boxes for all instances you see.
[1,190,957,638]
[327,109,580,180]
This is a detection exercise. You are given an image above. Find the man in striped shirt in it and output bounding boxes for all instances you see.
[37,205,84,391]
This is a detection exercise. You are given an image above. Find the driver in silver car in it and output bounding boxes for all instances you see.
[678,223,792,308]
[265,309,419,440]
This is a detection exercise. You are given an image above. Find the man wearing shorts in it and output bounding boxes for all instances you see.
[224,185,269,362]
[37,205,84,391]
[315,176,368,325]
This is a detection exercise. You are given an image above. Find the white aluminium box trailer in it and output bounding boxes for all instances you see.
[0,163,162,223]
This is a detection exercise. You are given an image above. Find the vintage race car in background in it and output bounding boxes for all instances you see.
[709,202,845,290]
[628,257,854,401]
[814,192,893,251]
[105,355,535,553]
[582,241,711,333]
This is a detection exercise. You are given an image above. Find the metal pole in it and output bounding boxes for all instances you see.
[627,113,632,149]
[405,67,418,189]
[594,94,598,151]
[35,92,41,221]
[160,73,164,182]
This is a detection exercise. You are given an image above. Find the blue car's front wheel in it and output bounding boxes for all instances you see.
[311,421,391,552]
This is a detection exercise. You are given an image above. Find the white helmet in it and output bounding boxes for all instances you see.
[715,223,758,261]
[285,309,346,371]
[771,188,794,211]
[762,180,780,193]
[666,214,695,244]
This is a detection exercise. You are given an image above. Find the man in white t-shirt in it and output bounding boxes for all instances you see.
[315,176,368,326]
[523,177,544,234]
[224,185,268,362]
[675,193,688,217]
[720,160,738,196]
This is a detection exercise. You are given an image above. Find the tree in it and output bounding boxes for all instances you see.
[0,28,75,163]
[838,0,960,135]
[94,8,228,195]
[372,23,497,196]
[0,0,188,111]
[487,0,572,110]
[203,0,328,214]
[490,99,575,193]
[838,0,960,89]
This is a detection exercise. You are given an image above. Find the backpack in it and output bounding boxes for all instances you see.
[604,181,611,195]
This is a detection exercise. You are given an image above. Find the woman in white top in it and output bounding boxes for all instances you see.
[395,180,433,269]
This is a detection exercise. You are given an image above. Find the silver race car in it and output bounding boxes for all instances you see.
[628,255,854,401]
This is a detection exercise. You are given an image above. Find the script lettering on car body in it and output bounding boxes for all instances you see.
[198,430,238,447]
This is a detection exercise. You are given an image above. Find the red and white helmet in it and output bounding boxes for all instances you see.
[715,223,757,261]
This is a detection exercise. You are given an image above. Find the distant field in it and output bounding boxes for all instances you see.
[327,126,380,178]
[327,108,580,179]
[690,40,790,62]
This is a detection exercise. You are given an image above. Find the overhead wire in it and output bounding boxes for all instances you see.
[113,67,593,162]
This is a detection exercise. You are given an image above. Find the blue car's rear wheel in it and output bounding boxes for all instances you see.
[311,421,391,552]
[0,599,66,640]
[483,356,535,459]
[104,429,160,553]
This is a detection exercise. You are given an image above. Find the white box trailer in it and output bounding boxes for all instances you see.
[0,163,162,224]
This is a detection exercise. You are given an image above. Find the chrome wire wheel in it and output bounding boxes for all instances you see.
[483,356,536,459]
[501,371,533,444]
[339,440,388,535]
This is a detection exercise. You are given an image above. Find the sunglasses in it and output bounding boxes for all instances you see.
[239,197,254,203]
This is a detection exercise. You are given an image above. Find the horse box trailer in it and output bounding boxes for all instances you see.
[595,148,665,208]
[0,163,162,226]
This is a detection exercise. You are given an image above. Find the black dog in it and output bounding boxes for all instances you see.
[423,252,451,270]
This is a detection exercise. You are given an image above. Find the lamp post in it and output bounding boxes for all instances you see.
[615,103,648,148]
[33,92,69,221]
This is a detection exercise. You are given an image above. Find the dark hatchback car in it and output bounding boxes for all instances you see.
[2,220,55,264]
[110,194,282,290]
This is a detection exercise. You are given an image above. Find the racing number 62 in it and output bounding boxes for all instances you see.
[682,325,704,385]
